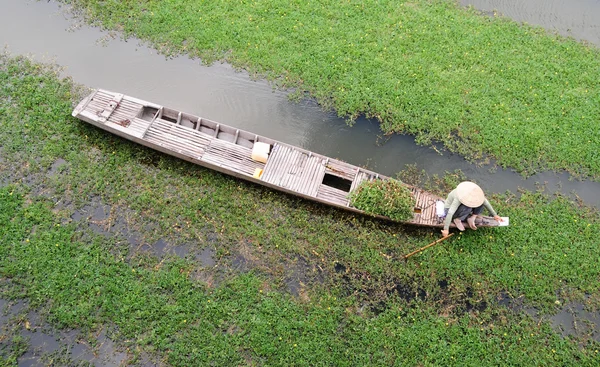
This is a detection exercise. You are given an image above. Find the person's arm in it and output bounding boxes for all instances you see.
[442,199,461,232]
[482,198,502,222]
[482,199,497,217]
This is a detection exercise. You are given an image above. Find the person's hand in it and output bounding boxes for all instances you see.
[494,215,503,222]
[441,229,449,238]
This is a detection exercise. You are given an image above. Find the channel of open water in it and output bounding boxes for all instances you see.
[460,0,600,46]
[1,0,600,207]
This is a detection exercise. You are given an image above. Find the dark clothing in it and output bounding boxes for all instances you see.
[445,204,483,222]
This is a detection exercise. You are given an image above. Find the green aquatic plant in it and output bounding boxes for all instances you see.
[60,0,600,179]
[2,53,600,366]
[349,179,414,221]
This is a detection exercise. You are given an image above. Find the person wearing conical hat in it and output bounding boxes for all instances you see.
[441,181,503,237]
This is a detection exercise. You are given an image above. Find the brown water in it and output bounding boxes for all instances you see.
[460,0,600,46]
[1,0,600,207]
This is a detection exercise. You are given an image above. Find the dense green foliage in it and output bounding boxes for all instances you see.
[60,0,600,178]
[349,179,414,221]
[1,53,600,365]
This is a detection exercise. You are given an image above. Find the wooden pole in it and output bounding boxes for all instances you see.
[403,233,454,260]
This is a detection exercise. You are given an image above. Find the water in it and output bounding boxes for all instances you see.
[0,299,131,366]
[1,0,600,207]
[460,0,600,46]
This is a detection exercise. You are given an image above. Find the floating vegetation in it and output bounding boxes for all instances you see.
[2,29,600,367]
[349,179,414,221]
[60,0,600,179]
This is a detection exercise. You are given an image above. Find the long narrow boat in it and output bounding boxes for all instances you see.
[72,89,502,229]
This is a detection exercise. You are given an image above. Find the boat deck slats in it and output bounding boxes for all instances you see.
[316,184,350,206]
[85,92,144,122]
[88,92,141,111]
[261,144,288,183]
[148,120,211,148]
[102,117,147,138]
[411,188,438,225]
[144,120,211,158]
[202,139,264,176]
[261,144,325,196]
[93,91,143,107]
[350,170,372,193]
[324,159,356,181]
[105,104,146,135]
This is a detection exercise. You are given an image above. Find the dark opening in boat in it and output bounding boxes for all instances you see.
[322,173,352,192]
[180,114,197,129]
[139,106,159,121]
[161,108,179,123]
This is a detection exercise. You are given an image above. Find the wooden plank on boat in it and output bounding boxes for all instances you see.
[302,156,323,196]
[261,145,326,196]
[98,93,124,123]
[72,89,98,116]
[262,144,291,185]
[143,120,211,158]
[150,120,211,147]
[421,194,437,225]
[276,148,295,188]
[350,170,371,193]
[316,184,350,206]
[289,153,310,193]
[285,151,302,191]
[202,138,263,176]
[295,154,316,194]
[104,117,148,138]
[281,149,302,189]
[307,159,326,197]
[260,143,280,182]
[298,156,315,194]
[324,159,356,180]
[145,131,205,158]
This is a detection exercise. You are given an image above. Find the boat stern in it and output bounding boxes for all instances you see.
[71,89,96,118]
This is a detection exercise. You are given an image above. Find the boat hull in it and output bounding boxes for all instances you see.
[72,89,502,229]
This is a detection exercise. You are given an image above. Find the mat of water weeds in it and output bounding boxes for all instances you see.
[59,0,600,179]
[1,54,600,365]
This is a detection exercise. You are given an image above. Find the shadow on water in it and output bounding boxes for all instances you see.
[1,0,600,207]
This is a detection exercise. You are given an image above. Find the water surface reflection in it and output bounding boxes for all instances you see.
[460,0,600,46]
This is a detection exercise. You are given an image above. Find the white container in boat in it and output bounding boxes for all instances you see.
[251,150,268,163]
[251,142,270,163]
[254,142,270,154]
[436,200,446,217]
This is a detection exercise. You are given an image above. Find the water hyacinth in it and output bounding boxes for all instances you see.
[349,179,414,221]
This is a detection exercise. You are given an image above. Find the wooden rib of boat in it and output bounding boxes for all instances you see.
[72,89,502,229]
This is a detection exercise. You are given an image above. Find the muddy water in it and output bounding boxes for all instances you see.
[1,0,600,207]
[460,0,600,46]
[0,299,132,366]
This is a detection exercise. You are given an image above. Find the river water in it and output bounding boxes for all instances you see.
[1,0,599,206]
[460,0,600,46]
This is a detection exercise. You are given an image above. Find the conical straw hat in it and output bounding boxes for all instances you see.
[456,181,485,207]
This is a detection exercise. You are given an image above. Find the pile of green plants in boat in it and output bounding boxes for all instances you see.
[349,179,414,221]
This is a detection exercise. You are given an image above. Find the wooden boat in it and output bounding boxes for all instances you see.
[72,89,503,229]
